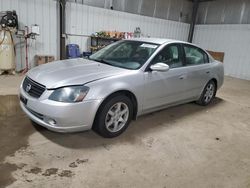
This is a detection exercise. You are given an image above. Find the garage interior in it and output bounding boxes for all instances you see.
[0,0,250,187]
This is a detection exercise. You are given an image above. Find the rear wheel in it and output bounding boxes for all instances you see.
[93,95,133,138]
[196,80,216,106]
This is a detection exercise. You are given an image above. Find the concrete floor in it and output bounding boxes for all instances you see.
[0,75,24,95]
[0,76,250,188]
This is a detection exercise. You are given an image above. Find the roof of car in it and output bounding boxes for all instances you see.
[125,37,186,45]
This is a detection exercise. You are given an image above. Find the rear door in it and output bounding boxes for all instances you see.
[182,44,211,98]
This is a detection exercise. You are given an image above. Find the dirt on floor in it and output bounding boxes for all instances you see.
[0,95,37,187]
[0,77,250,188]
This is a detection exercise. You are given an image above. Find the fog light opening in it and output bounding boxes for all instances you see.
[48,119,56,126]
[44,117,57,126]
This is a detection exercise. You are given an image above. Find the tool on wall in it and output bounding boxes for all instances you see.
[16,24,40,74]
[0,10,39,75]
[0,10,18,75]
[0,11,18,29]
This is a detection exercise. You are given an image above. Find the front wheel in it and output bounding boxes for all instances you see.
[93,95,133,138]
[196,80,217,106]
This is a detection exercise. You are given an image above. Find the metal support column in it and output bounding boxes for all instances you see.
[188,0,199,43]
[59,0,66,59]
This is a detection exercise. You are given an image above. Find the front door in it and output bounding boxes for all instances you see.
[143,43,188,111]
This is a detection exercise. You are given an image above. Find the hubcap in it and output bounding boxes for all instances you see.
[105,102,129,133]
[204,83,214,103]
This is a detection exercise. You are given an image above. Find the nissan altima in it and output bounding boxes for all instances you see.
[19,38,224,138]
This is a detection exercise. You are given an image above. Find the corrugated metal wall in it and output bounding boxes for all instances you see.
[193,24,250,80]
[0,0,58,71]
[66,3,190,52]
[68,0,193,23]
[1,1,249,80]
[197,0,250,24]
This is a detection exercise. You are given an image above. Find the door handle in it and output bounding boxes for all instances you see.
[179,75,185,80]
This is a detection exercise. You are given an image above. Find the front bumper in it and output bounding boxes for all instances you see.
[19,87,102,133]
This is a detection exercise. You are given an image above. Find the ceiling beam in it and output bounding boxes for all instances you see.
[188,0,215,2]
[188,0,199,42]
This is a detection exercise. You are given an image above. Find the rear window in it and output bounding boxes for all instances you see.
[184,45,209,65]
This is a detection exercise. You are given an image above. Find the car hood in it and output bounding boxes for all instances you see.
[27,58,129,89]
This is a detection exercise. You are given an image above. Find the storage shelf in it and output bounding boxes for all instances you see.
[90,36,121,53]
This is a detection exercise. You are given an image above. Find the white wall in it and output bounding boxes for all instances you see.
[2,1,250,81]
[193,24,250,80]
[66,3,190,52]
[0,0,58,71]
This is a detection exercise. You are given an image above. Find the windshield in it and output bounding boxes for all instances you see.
[89,40,159,70]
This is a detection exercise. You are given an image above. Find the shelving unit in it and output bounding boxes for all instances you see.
[90,36,121,53]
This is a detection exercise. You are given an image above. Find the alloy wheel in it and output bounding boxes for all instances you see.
[105,102,129,133]
[204,83,215,103]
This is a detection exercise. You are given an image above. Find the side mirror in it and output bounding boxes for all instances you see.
[150,63,170,72]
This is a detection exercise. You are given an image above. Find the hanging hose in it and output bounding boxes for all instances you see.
[9,29,16,56]
[0,29,6,46]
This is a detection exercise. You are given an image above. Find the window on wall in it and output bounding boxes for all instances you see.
[151,44,183,68]
[184,45,209,66]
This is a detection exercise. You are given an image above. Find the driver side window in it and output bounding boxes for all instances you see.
[151,44,183,68]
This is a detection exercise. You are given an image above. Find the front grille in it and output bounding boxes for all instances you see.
[22,77,46,98]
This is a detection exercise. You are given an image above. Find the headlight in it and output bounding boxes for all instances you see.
[49,86,89,103]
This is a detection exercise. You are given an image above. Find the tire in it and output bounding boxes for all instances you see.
[93,95,133,138]
[196,80,217,106]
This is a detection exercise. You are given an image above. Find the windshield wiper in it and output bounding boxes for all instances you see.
[92,59,113,66]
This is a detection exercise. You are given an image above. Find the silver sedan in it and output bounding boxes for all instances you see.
[19,38,224,137]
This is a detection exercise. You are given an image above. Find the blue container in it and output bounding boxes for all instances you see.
[66,44,81,58]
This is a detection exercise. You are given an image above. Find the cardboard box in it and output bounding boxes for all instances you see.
[35,55,55,66]
[207,50,225,63]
